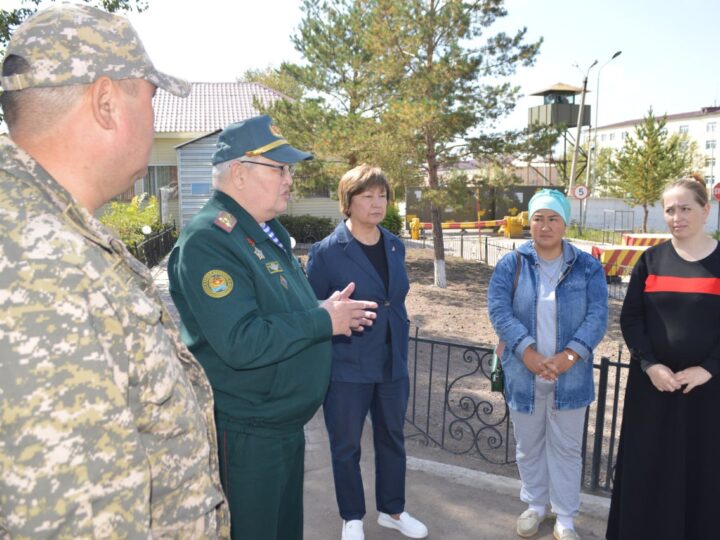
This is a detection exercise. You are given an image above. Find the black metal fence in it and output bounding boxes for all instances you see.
[129,225,177,268]
[404,329,630,494]
[404,234,632,299]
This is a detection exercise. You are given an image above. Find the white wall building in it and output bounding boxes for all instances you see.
[594,106,720,187]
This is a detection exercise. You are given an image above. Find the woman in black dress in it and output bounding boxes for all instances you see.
[607,176,720,540]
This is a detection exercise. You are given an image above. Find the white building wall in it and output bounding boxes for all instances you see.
[571,197,720,235]
[595,108,720,186]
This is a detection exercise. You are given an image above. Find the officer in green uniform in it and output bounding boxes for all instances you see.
[168,115,378,540]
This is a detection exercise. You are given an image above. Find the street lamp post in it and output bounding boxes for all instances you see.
[583,50,622,227]
[568,60,597,195]
[587,51,622,191]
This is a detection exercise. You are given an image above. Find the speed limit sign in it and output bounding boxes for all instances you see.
[713,182,720,202]
[572,185,590,199]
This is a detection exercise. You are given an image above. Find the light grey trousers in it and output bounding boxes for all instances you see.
[509,380,587,518]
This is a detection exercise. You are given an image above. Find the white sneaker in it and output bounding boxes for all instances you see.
[377,512,428,539]
[341,519,364,540]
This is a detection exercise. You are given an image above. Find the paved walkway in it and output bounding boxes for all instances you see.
[152,258,610,540]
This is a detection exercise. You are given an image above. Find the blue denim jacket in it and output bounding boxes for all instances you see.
[488,240,608,413]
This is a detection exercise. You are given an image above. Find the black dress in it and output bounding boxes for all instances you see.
[607,241,720,540]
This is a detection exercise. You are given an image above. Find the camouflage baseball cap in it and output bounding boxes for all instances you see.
[0,4,190,97]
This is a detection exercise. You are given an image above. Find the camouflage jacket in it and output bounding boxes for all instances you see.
[0,135,230,539]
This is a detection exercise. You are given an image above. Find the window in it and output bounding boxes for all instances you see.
[706,157,716,167]
[143,166,178,197]
[708,122,717,133]
[679,125,689,134]
[705,175,715,184]
[707,140,717,150]
[621,131,628,140]
[608,133,615,141]
[600,134,606,142]
[191,183,211,196]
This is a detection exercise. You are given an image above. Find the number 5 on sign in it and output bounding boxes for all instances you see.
[573,185,590,199]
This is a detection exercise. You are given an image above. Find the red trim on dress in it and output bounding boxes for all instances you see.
[645,274,720,295]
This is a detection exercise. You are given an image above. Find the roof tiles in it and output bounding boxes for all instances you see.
[152,82,286,133]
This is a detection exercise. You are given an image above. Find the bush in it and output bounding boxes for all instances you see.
[278,214,336,244]
[100,194,162,246]
[382,204,403,235]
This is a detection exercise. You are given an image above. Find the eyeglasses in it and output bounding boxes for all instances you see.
[238,160,296,178]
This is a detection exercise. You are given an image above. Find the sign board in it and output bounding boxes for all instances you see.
[572,185,590,200]
[713,182,720,202]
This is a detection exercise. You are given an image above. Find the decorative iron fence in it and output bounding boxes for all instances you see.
[403,234,632,299]
[129,224,176,268]
[405,329,630,494]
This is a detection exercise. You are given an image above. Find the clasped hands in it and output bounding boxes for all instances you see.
[645,364,711,394]
[522,347,575,382]
[320,282,378,336]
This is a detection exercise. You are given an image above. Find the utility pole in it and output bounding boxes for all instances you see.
[568,60,597,195]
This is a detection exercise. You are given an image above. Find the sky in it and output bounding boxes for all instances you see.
[5,0,720,133]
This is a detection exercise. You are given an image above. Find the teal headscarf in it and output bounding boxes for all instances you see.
[528,189,571,224]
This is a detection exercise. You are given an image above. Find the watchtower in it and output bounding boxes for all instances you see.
[527,83,591,185]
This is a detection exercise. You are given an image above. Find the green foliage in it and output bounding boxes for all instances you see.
[258,0,540,286]
[610,108,696,232]
[99,195,161,246]
[278,214,336,244]
[565,225,606,243]
[238,66,305,101]
[381,204,403,235]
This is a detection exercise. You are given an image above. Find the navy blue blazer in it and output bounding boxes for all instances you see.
[307,221,410,383]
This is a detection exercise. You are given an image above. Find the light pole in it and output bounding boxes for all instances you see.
[568,59,597,195]
[587,51,622,191]
[583,50,622,227]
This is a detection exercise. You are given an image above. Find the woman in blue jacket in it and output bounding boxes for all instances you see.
[488,189,608,540]
[307,165,427,540]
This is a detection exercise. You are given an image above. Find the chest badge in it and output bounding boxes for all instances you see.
[202,269,234,298]
[279,275,289,289]
[247,237,266,260]
[265,261,283,274]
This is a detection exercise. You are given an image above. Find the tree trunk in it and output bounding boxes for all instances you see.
[430,203,446,288]
[642,205,649,233]
[426,140,446,288]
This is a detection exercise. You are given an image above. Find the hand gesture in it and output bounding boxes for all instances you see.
[674,366,712,394]
[645,364,681,392]
[543,350,577,378]
[522,347,557,381]
[320,282,378,336]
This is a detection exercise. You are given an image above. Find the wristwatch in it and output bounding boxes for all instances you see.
[566,351,578,362]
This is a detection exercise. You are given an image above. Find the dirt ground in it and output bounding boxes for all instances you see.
[404,248,625,361]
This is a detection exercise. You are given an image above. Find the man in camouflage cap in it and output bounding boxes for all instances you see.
[0,4,229,538]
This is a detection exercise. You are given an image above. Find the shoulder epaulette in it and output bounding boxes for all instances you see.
[213,211,237,233]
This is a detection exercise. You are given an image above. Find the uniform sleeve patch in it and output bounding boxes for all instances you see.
[202,270,234,298]
[213,211,237,233]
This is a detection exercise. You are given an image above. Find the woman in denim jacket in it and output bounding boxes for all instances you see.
[488,189,608,540]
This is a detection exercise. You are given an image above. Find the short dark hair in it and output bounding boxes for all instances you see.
[337,164,392,218]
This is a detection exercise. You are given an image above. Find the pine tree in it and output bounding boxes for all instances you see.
[610,108,696,232]
[368,0,541,286]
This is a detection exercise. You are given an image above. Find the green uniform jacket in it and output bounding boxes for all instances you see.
[168,191,333,436]
[0,136,229,538]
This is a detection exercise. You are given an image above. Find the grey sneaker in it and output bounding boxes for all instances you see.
[553,523,580,540]
[516,508,549,538]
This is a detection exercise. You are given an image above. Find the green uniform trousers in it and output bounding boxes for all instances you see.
[218,427,305,540]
